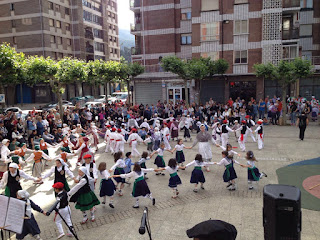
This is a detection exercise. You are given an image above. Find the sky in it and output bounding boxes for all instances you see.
[118,0,134,30]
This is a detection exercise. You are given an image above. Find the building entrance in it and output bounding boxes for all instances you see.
[229,81,256,102]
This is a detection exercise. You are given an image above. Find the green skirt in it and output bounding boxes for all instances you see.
[42,149,49,156]
[75,191,100,211]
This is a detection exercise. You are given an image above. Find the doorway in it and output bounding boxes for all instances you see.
[167,87,189,105]
[229,81,256,102]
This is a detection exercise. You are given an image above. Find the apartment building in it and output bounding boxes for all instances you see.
[0,0,120,104]
[130,0,320,105]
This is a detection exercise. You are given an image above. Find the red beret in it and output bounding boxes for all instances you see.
[223,120,228,124]
[245,115,250,119]
[83,137,89,142]
[52,182,64,189]
[132,128,137,132]
[163,123,168,126]
[83,154,92,159]
[257,121,263,124]
[117,129,122,133]
[241,120,246,124]
[107,125,111,128]
[111,128,116,132]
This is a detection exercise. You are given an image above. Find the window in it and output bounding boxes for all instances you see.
[181,34,192,45]
[51,35,56,43]
[110,48,113,53]
[114,37,117,43]
[234,50,248,64]
[54,52,58,59]
[13,36,17,45]
[83,10,102,25]
[234,20,248,35]
[201,0,219,11]
[94,42,104,52]
[201,52,219,61]
[58,53,63,59]
[10,3,14,11]
[49,2,54,10]
[56,20,61,28]
[201,22,219,41]
[55,4,60,11]
[181,12,192,20]
[57,37,62,44]
[234,0,248,4]
[49,18,54,27]
[66,23,71,31]
[114,49,117,54]
[93,28,103,38]
[67,39,72,45]
[300,0,313,8]
[11,20,16,28]
[65,7,70,15]
[109,36,113,42]
[282,45,298,60]
[300,24,312,36]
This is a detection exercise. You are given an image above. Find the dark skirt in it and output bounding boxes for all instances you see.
[176,151,185,163]
[114,168,125,183]
[154,155,165,167]
[171,130,178,138]
[42,149,49,156]
[223,166,237,182]
[248,167,261,181]
[75,191,100,211]
[132,179,150,197]
[190,168,205,184]
[16,214,40,239]
[169,174,182,188]
[100,179,116,197]
[184,127,190,138]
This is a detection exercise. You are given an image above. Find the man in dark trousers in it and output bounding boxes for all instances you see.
[296,111,309,141]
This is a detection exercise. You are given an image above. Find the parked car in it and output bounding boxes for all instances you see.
[4,107,40,119]
[108,92,128,104]
[84,101,104,109]
[41,101,73,111]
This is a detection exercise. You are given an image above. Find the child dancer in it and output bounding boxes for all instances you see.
[150,142,170,176]
[16,190,46,240]
[115,128,125,153]
[58,135,73,153]
[113,162,156,208]
[170,139,192,168]
[161,123,171,150]
[41,158,75,192]
[144,133,153,154]
[236,121,251,152]
[153,127,161,150]
[240,151,267,190]
[54,147,75,168]
[185,154,215,192]
[98,162,116,208]
[109,151,126,196]
[82,154,98,191]
[214,151,240,191]
[156,158,184,198]
[39,138,53,167]
[127,128,143,157]
[216,143,241,159]
[52,182,73,239]
[124,152,133,184]
[255,119,264,150]
[68,167,100,223]
[25,145,51,178]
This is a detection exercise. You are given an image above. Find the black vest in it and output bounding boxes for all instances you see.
[57,191,68,209]
[241,125,247,134]
[69,175,91,203]
[258,126,263,134]
[7,170,22,198]
[82,162,94,178]
[246,120,252,128]
[54,166,66,184]
[222,125,228,133]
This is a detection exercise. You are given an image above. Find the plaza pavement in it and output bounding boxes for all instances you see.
[7,123,320,240]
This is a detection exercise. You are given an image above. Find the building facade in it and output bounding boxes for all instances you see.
[130,0,320,105]
[0,0,120,104]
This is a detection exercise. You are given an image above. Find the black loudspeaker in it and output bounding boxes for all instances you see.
[263,184,301,240]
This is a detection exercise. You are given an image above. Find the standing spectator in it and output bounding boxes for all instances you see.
[28,130,38,149]
[36,116,44,137]
[258,99,266,119]
[276,100,282,124]
[26,117,36,137]
[0,120,8,140]
[296,111,308,141]
[269,103,277,125]
[290,102,298,126]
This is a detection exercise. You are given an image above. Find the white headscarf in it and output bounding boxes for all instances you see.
[56,158,67,167]
[17,190,32,218]
[79,166,88,176]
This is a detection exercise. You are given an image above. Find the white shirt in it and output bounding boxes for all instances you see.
[120,169,154,180]
[144,137,152,144]
[68,175,93,197]
[0,170,37,189]
[140,122,150,130]
[216,158,240,166]
[99,170,111,179]
[219,146,238,157]
[185,160,214,168]
[104,129,111,140]
[174,144,185,151]
[83,162,98,180]
[156,148,164,156]
[247,160,256,168]
[42,165,74,179]
[127,133,143,143]
[164,166,178,174]
[138,157,150,165]
[1,145,11,162]
[110,159,126,170]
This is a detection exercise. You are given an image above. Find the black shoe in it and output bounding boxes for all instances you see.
[201,186,205,190]
[145,177,149,180]
[152,198,156,205]
[161,173,165,176]
[226,183,232,188]
[156,172,160,176]
[133,205,139,209]
[262,172,267,178]
[109,203,114,208]
[102,202,106,205]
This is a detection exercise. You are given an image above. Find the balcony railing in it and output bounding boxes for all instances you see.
[86,45,94,53]
[282,28,299,40]
[130,23,141,33]
[144,64,164,73]
[283,0,300,8]
[130,0,141,8]
[312,56,320,66]
[131,47,142,55]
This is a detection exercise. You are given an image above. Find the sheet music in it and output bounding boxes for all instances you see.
[0,195,9,228]
[5,197,25,234]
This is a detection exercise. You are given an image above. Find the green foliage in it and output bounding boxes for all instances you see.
[161,56,187,79]
[56,57,88,84]
[187,58,209,81]
[0,43,25,88]
[212,59,229,75]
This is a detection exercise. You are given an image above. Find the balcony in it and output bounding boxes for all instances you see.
[131,47,142,55]
[130,23,141,35]
[144,64,164,73]
[283,0,300,9]
[85,30,94,40]
[282,28,299,40]
[129,0,141,12]
[312,56,320,70]
[86,43,94,53]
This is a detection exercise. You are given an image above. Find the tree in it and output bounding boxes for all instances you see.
[254,58,313,124]
[98,60,122,96]
[119,59,144,105]
[0,43,25,105]
[161,56,189,104]
[86,60,103,97]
